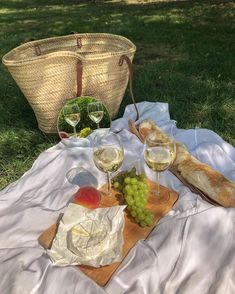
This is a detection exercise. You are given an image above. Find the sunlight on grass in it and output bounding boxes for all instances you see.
[0,158,34,188]
[0,0,234,189]
[142,10,188,25]
[141,15,166,22]
[221,100,235,122]
[0,128,57,187]
[0,8,13,13]
[0,7,38,14]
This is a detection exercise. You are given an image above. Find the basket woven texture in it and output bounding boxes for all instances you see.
[2,33,136,133]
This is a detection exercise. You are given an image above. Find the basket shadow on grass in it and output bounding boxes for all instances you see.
[0,0,234,188]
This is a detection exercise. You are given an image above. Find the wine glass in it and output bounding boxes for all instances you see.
[63,104,80,137]
[144,132,176,195]
[93,131,124,196]
[88,102,104,129]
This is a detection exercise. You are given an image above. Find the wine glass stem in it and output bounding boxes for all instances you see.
[107,171,112,196]
[156,171,160,195]
[97,122,100,129]
[73,126,77,137]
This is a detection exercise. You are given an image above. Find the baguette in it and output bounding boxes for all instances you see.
[132,119,235,207]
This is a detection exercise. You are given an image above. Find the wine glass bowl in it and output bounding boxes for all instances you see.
[93,131,124,196]
[63,104,80,137]
[144,132,175,196]
[88,101,104,129]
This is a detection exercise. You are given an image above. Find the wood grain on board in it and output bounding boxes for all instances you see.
[38,179,178,286]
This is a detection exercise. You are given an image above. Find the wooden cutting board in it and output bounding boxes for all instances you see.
[38,179,178,286]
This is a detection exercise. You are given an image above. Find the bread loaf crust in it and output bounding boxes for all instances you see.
[136,120,235,207]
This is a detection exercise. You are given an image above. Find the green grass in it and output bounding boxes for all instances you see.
[0,0,234,189]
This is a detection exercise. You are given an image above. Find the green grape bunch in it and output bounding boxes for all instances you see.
[112,168,154,227]
[79,127,93,138]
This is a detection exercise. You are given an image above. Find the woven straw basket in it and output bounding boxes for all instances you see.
[2,33,136,133]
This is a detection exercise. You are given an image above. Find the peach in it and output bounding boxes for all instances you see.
[73,186,101,209]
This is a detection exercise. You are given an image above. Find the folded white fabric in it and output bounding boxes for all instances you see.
[105,192,235,294]
[0,102,234,294]
[61,137,91,148]
[110,101,171,133]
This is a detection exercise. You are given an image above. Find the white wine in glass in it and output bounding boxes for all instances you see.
[144,132,175,195]
[93,131,124,196]
[63,104,80,137]
[63,104,80,138]
[88,102,104,129]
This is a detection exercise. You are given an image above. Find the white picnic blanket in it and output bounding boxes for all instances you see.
[0,102,235,294]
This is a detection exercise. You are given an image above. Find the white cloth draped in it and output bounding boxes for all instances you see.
[0,102,235,294]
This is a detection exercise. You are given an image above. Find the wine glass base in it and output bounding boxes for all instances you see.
[100,190,112,197]
[151,187,171,204]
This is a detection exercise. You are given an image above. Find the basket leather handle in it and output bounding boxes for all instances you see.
[76,60,83,96]
[70,32,82,48]
[76,55,139,121]
[21,38,42,56]
[119,55,139,121]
